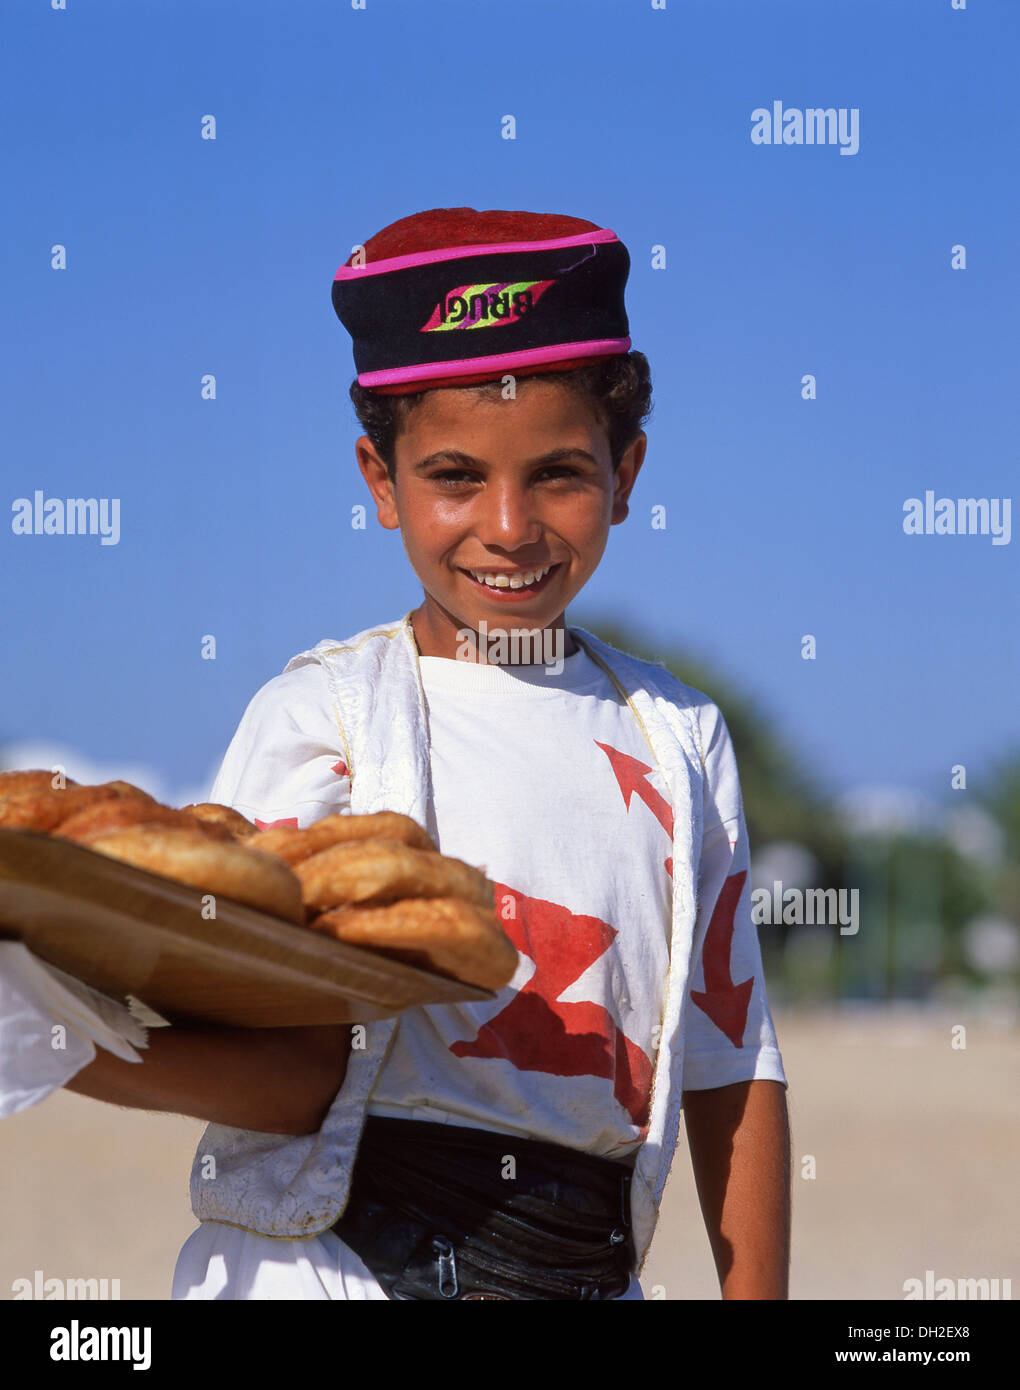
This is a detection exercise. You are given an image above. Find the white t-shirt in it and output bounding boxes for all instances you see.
[366,647,674,1162]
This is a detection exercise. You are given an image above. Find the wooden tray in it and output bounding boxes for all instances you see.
[0,830,495,1026]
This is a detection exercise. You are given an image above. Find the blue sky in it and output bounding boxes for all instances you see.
[1,0,1016,807]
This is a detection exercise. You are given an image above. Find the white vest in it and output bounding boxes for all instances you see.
[190,613,709,1273]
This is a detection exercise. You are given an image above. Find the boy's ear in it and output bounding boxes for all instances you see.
[355,437,400,530]
[610,431,647,525]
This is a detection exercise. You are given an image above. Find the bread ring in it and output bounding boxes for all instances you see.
[84,825,304,923]
[0,769,79,803]
[99,781,156,801]
[0,782,132,833]
[54,797,231,844]
[296,838,494,913]
[181,803,257,838]
[308,897,518,991]
[256,811,435,865]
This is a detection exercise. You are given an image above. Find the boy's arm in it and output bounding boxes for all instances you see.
[64,1022,354,1135]
[682,1078,791,1299]
[679,701,791,1298]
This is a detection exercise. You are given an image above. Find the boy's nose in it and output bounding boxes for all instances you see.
[474,484,544,548]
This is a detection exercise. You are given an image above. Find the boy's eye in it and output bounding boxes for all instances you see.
[429,466,578,486]
[430,469,476,486]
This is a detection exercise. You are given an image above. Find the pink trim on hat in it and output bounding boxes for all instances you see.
[335,229,620,280]
[357,338,632,388]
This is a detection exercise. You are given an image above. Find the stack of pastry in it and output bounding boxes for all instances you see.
[0,771,517,990]
[255,813,517,990]
[0,770,304,923]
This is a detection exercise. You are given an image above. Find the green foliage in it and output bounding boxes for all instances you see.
[975,753,1020,859]
[972,751,1020,927]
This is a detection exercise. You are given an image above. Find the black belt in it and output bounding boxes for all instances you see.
[331,1116,636,1300]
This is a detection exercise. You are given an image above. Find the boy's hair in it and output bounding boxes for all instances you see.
[350,350,653,483]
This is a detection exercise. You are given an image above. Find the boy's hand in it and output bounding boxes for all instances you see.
[65,1021,354,1135]
[682,1078,791,1299]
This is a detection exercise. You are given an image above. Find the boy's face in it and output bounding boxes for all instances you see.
[356,378,645,662]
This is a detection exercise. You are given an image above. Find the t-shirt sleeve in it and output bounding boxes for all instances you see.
[207,660,352,830]
[680,701,788,1092]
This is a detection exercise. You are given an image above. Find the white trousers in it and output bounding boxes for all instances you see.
[172,1221,644,1300]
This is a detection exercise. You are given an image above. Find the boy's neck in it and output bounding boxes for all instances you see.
[410,602,579,663]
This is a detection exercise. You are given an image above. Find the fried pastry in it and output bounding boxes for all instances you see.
[181,803,257,838]
[85,825,305,923]
[55,797,231,844]
[296,838,494,912]
[308,897,518,991]
[0,770,80,802]
[256,811,435,865]
[0,780,139,833]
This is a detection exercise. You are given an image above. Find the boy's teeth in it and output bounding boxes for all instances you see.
[470,566,551,589]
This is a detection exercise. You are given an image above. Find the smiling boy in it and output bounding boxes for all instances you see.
[141,207,792,1300]
[355,373,643,666]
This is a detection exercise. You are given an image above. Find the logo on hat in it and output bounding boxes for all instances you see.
[421,279,555,333]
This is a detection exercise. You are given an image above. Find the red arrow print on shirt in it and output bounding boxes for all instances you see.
[450,884,654,1129]
[254,816,299,831]
[331,760,349,777]
[596,741,674,878]
[690,870,754,1047]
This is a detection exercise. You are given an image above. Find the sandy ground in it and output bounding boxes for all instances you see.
[1,1005,1016,1301]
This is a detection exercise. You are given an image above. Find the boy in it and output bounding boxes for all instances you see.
[71,207,790,1300]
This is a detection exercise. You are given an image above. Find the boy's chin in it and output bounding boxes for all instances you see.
[461,595,569,633]
[456,604,563,636]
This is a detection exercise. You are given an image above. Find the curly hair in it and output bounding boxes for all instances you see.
[349,350,653,482]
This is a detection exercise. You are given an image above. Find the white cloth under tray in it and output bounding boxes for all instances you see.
[0,941,150,1117]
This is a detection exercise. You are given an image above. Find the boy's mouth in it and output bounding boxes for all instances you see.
[458,563,561,600]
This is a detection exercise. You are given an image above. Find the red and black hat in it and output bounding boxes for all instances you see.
[331,207,632,396]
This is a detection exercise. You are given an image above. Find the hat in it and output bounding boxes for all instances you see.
[331,207,632,395]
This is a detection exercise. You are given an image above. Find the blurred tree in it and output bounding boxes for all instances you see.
[976,753,1020,856]
[974,752,1020,926]
[579,617,846,877]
